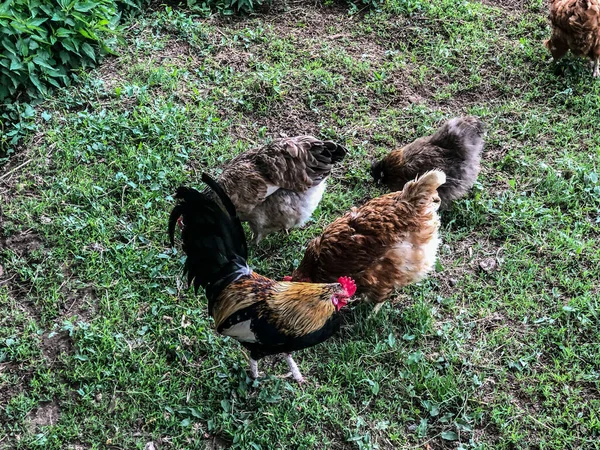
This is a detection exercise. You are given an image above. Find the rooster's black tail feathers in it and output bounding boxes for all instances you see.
[168,174,250,310]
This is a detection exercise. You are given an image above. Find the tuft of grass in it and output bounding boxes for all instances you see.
[1,0,599,448]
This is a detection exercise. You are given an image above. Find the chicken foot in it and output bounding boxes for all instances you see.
[284,353,305,383]
[593,57,600,78]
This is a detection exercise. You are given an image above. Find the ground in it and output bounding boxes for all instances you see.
[1,0,599,448]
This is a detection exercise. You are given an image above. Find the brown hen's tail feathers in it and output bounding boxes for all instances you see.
[400,170,446,206]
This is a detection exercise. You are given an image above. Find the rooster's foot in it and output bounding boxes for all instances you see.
[284,353,305,384]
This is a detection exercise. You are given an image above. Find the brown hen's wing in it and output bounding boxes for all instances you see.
[218,159,269,216]
[295,193,416,283]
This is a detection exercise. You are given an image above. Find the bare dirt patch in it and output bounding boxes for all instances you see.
[25,400,60,432]
[0,230,42,256]
[434,235,506,296]
[205,435,230,450]
[59,286,97,322]
[0,230,44,320]
[40,331,73,363]
[0,361,34,409]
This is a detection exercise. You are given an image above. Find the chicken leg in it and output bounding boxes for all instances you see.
[284,353,305,383]
[593,57,600,78]
[249,358,260,379]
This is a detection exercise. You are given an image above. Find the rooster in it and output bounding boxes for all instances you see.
[217,135,346,244]
[545,0,600,77]
[287,170,445,314]
[371,117,484,209]
[168,173,356,383]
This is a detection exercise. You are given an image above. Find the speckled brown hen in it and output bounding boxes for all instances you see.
[288,170,445,313]
[545,0,600,77]
[371,117,484,210]
[217,136,346,244]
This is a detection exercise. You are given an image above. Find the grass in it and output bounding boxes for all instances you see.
[1,0,599,448]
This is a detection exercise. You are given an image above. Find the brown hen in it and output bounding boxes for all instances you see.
[217,136,346,243]
[545,0,600,77]
[290,170,445,313]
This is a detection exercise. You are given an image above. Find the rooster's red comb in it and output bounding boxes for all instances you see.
[338,276,357,297]
[282,275,293,281]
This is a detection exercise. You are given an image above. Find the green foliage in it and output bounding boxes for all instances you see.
[0,0,121,101]
[0,0,152,161]
[186,0,271,15]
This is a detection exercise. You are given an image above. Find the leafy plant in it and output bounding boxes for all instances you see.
[0,0,122,100]
[187,0,271,15]
[0,0,152,161]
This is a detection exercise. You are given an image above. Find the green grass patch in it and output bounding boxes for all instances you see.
[1,0,599,448]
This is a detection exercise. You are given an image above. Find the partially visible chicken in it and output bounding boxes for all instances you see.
[289,170,445,313]
[545,0,600,77]
[370,117,484,209]
[169,173,356,383]
[217,136,346,244]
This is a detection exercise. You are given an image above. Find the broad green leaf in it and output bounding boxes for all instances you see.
[17,38,28,57]
[39,4,54,15]
[60,37,77,53]
[54,27,71,38]
[33,55,54,70]
[28,17,47,27]
[78,28,99,41]
[9,59,23,71]
[2,38,17,55]
[74,1,99,12]
[81,42,95,62]
[58,50,71,64]
[28,71,46,96]
[441,431,458,441]
[46,76,61,88]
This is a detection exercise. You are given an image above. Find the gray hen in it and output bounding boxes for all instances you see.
[371,116,485,209]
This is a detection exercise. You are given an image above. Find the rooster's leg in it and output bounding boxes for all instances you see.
[593,57,600,78]
[249,358,260,379]
[284,353,305,383]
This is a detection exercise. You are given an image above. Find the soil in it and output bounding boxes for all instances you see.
[25,400,60,432]
[481,0,531,11]
[0,230,42,255]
